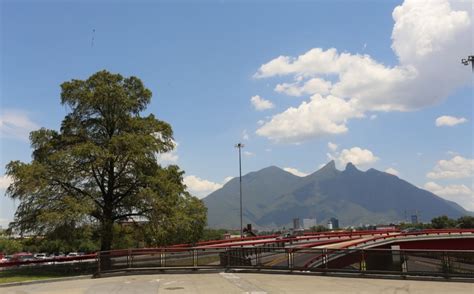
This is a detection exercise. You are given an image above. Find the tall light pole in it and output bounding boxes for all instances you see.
[461,55,473,70]
[235,143,244,238]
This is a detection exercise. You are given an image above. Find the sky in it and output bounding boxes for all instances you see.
[0,0,473,228]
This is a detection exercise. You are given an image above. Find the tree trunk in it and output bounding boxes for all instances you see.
[99,218,114,271]
[100,219,114,251]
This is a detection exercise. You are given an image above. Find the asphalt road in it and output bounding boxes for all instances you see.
[1,272,473,294]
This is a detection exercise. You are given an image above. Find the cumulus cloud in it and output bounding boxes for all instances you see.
[333,147,379,167]
[435,115,468,127]
[250,95,274,111]
[255,94,363,143]
[283,167,308,177]
[424,181,474,211]
[0,110,38,141]
[184,175,223,198]
[254,0,472,142]
[223,176,233,184]
[427,156,474,179]
[275,77,332,97]
[242,130,249,140]
[385,167,400,176]
[156,140,179,165]
[0,175,12,190]
[328,142,338,152]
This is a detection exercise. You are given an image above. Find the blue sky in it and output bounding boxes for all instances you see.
[1,0,473,227]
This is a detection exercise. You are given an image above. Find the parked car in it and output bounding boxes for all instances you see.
[11,252,35,262]
[34,253,48,260]
[67,252,79,257]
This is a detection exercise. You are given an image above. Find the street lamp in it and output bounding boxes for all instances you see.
[461,55,473,70]
[235,143,244,238]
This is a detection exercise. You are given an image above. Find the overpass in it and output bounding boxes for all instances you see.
[2,229,473,279]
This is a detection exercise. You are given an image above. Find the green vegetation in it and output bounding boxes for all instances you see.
[4,70,206,251]
[310,225,330,232]
[398,215,474,230]
[200,229,230,241]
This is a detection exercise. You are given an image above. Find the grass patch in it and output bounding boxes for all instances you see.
[0,274,69,284]
[0,262,96,284]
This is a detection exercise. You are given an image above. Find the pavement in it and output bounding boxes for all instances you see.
[0,272,472,294]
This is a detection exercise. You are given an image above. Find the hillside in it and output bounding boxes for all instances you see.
[203,161,469,229]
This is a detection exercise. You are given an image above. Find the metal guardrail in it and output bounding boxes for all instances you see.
[95,247,474,278]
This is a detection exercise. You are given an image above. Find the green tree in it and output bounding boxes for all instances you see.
[5,70,206,251]
[310,225,329,232]
[431,215,456,229]
[457,216,474,229]
[0,239,23,254]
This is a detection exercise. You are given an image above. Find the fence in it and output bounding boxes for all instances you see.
[0,254,98,279]
[95,247,474,278]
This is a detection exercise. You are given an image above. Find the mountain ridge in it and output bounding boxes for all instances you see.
[203,162,470,229]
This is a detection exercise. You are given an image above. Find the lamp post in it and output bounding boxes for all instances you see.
[461,55,473,70]
[235,143,244,238]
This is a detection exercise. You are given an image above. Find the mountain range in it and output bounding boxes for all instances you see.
[203,161,470,229]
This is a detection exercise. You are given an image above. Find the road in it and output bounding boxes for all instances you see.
[1,272,472,293]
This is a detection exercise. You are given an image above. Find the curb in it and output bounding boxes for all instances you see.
[228,269,474,283]
[0,275,93,288]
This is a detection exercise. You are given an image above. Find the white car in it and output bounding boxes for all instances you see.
[34,253,48,259]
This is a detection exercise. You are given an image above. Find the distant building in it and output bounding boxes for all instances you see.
[329,217,339,229]
[293,218,301,230]
[303,218,316,229]
[411,214,418,224]
[327,220,333,230]
[376,225,397,230]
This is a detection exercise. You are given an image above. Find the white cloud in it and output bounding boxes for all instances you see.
[156,140,179,165]
[250,95,274,111]
[242,130,249,140]
[223,176,233,184]
[283,167,308,177]
[243,151,255,157]
[0,218,11,228]
[254,0,471,142]
[184,175,223,198]
[256,94,363,143]
[0,110,38,141]
[328,142,338,152]
[335,147,379,167]
[435,115,468,127]
[0,175,12,190]
[369,114,377,120]
[385,167,400,176]
[275,78,332,97]
[424,181,474,211]
[427,156,474,179]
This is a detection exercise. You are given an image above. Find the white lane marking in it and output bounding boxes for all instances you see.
[220,272,240,279]
[124,281,131,284]
[164,281,177,285]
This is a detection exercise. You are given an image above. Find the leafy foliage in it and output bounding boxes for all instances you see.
[5,70,206,250]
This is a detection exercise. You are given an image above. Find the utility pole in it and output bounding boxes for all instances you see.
[235,143,244,238]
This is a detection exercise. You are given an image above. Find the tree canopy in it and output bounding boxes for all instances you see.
[6,70,206,251]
